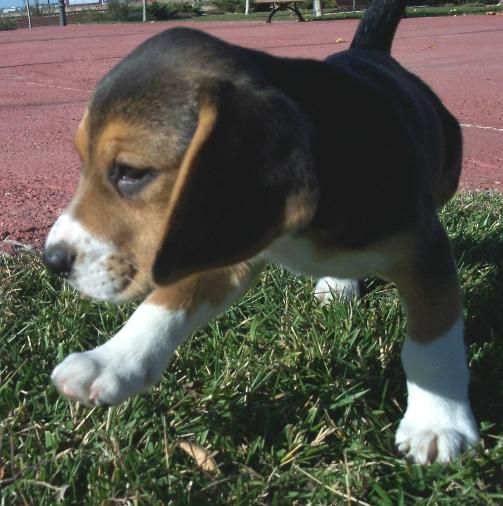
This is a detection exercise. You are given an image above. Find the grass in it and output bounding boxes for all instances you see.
[315,3,503,21]
[0,18,17,30]
[1,191,502,504]
[405,4,503,17]
[187,4,503,22]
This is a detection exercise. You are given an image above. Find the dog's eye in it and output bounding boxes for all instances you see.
[110,164,156,198]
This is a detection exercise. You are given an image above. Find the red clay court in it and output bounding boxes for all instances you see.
[1,16,502,250]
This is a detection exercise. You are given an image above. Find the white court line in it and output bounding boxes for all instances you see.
[3,70,503,131]
[1,72,90,93]
[26,81,91,93]
[461,123,503,133]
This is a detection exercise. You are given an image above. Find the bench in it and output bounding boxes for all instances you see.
[255,0,305,23]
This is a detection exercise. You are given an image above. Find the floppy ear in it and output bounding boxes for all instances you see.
[153,80,318,285]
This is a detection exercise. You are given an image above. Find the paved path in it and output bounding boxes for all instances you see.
[1,16,502,250]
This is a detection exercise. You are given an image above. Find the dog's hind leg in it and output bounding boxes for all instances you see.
[386,224,479,463]
[314,277,360,303]
[51,259,264,406]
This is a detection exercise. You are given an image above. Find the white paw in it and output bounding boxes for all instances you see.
[51,349,157,406]
[314,277,360,303]
[398,318,480,464]
[395,413,479,464]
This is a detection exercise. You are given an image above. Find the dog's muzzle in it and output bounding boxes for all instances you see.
[43,213,140,302]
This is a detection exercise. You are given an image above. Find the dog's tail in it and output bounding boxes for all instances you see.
[350,0,406,53]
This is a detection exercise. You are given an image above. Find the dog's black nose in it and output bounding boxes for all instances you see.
[42,245,76,278]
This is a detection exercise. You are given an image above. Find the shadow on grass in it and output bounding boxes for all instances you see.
[454,233,503,431]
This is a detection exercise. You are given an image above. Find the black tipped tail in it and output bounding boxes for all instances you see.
[350,0,406,53]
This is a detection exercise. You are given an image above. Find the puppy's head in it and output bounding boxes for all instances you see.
[43,28,318,302]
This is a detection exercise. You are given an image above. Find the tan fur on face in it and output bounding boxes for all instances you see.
[90,119,182,172]
[69,116,184,300]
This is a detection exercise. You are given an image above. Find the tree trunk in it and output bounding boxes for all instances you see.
[313,0,322,17]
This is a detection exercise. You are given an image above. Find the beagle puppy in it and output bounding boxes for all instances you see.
[43,0,479,464]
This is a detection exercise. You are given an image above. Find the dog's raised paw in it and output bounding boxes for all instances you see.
[395,421,479,464]
[51,350,151,406]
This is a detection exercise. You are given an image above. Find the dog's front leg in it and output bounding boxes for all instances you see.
[51,260,263,406]
[390,227,479,463]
